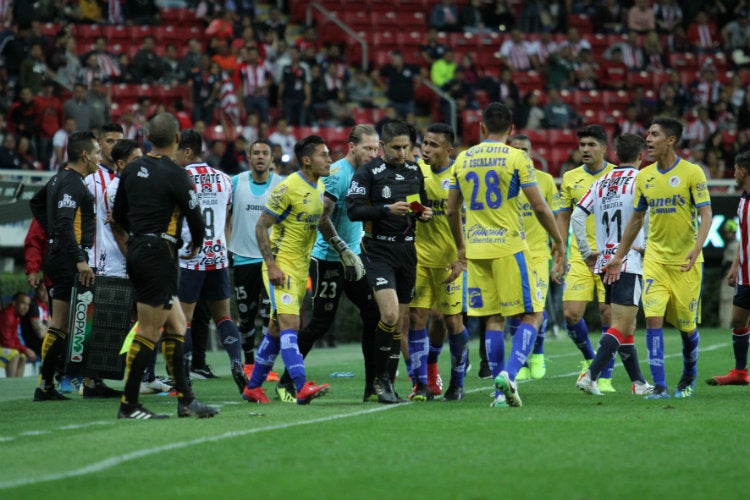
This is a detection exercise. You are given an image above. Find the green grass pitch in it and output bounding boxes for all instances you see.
[1,328,748,500]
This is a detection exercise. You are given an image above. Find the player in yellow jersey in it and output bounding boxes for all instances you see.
[408,123,468,401]
[509,134,560,381]
[604,117,712,399]
[244,135,362,405]
[447,102,566,408]
[556,125,616,391]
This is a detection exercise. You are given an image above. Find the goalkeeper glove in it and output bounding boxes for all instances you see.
[330,236,365,281]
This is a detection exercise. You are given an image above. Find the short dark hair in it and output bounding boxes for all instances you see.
[736,150,750,171]
[651,116,683,143]
[381,119,411,143]
[100,123,124,135]
[295,135,326,165]
[615,133,646,165]
[426,123,455,146]
[250,139,273,151]
[111,139,141,165]
[348,124,378,144]
[147,113,179,148]
[67,131,97,162]
[482,102,513,135]
[12,291,29,302]
[178,129,203,155]
[512,133,531,143]
[577,124,608,145]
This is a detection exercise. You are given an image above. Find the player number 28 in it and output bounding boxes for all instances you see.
[465,171,502,210]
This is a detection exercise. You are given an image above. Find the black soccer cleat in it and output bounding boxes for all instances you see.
[118,404,169,419]
[83,381,123,398]
[408,382,434,402]
[34,387,71,401]
[478,361,492,379]
[231,364,248,395]
[178,398,220,418]
[371,376,401,404]
[190,365,218,379]
[443,384,465,401]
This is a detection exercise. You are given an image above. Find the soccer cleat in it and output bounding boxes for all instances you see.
[33,387,71,401]
[515,366,531,381]
[576,371,602,396]
[631,381,655,395]
[528,353,546,379]
[190,365,218,379]
[597,377,616,393]
[242,386,270,403]
[706,368,750,386]
[178,398,220,418]
[140,378,173,394]
[83,381,123,398]
[276,382,297,403]
[296,381,330,405]
[243,364,280,382]
[409,382,434,402]
[443,384,464,401]
[490,393,508,408]
[362,387,379,403]
[58,376,74,394]
[674,374,696,398]
[494,370,522,407]
[579,359,593,378]
[231,364,248,394]
[371,376,401,404]
[427,363,443,396]
[118,404,169,419]
[644,385,671,399]
[478,361,492,379]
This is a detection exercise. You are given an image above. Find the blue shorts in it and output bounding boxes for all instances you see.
[178,268,231,303]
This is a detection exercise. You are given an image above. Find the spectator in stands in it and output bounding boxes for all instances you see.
[50,117,75,171]
[516,90,546,131]
[55,37,81,90]
[627,0,655,34]
[78,0,104,23]
[517,0,545,33]
[309,64,331,124]
[543,87,579,129]
[378,50,418,121]
[727,73,746,111]
[125,0,159,25]
[19,42,48,95]
[63,83,95,132]
[132,36,165,84]
[461,0,487,33]
[431,48,456,88]
[559,27,592,57]
[346,68,375,109]
[88,78,110,132]
[737,91,750,130]
[86,37,122,82]
[241,113,259,144]
[573,48,599,90]
[722,10,750,58]
[205,139,226,169]
[269,117,296,163]
[667,22,691,53]
[690,65,723,107]
[17,136,39,170]
[714,96,736,132]
[0,292,36,377]
[499,28,539,72]
[542,0,566,32]
[606,31,645,71]
[262,7,287,40]
[687,11,721,53]
[484,0,516,30]
[235,45,272,123]
[181,39,205,78]
[592,0,625,34]
[598,47,628,90]
[278,46,311,126]
[560,148,583,174]
[494,67,520,110]
[686,105,717,147]
[642,31,668,72]
[430,0,461,33]
[212,39,239,73]
[420,27,447,66]
[161,44,186,85]
[20,283,49,361]
[705,130,731,168]
[232,25,258,55]
[33,79,62,168]
[653,0,683,34]
[615,103,647,138]
[655,84,685,119]
[545,44,576,90]
[441,68,477,130]
[0,134,22,169]
[81,52,108,88]
[530,31,560,67]
[7,87,38,141]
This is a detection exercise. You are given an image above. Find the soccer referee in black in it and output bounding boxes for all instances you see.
[346,119,433,403]
[113,113,217,419]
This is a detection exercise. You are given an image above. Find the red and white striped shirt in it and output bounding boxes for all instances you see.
[737,193,750,285]
[234,60,271,97]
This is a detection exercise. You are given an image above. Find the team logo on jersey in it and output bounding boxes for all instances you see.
[58,194,77,208]
[689,298,697,312]
[376,277,388,286]
[348,180,366,195]
[441,178,451,190]
[395,174,404,181]
[467,288,483,308]
[669,176,680,187]
[281,293,293,305]
[137,166,149,178]
[188,190,198,209]
[382,186,391,199]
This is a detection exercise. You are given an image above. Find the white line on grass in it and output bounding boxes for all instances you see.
[0,404,398,490]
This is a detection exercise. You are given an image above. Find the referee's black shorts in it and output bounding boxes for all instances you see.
[44,245,79,301]
[360,238,416,303]
[127,236,179,309]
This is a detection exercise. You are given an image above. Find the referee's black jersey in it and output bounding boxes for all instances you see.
[346,157,427,240]
[46,166,95,263]
[112,153,205,246]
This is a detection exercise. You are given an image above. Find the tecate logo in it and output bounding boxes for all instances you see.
[70,291,93,362]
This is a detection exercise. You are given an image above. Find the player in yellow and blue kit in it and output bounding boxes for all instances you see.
[409,123,469,401]
[605,117,713,399]
[244,135,363,405]
[556,125,617,391]
[447,103,566,408]
[508,134,561,381]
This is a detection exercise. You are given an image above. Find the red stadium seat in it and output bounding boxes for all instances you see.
[548,129,578,148]
[103,25,131,44]
[567,14,593,34]
[461,109,482,145]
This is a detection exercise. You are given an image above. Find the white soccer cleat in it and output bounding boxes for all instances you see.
[494,370,522,407]
[631,381,655,395]
[140,378,173,394]
[576,371,602,396]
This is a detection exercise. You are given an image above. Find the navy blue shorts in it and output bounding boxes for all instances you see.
[733,284,750,310]
[178,267,231,303]
[600,272,642,307]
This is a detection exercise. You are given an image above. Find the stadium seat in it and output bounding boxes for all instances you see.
[521,129,549,145]
[461,109,482,145]
[373,31,400,53]
[73,24,103,42]
[548,129,578,148]
[40,22,61,37]
[103,25,131,44]
[567,14,593,34]
[606,90,631,113]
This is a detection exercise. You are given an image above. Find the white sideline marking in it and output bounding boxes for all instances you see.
[0,405,397,490]
[0,342,729,490]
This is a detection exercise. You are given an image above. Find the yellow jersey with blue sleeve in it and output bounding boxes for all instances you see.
[264,171,326,275]
[416,159,457,267]
[559,162,614,261]
[634,157,711,265]
[451,140,537,260]
[520,169,560,262]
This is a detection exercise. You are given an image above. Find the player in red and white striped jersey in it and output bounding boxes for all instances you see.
[708,151,750,385]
